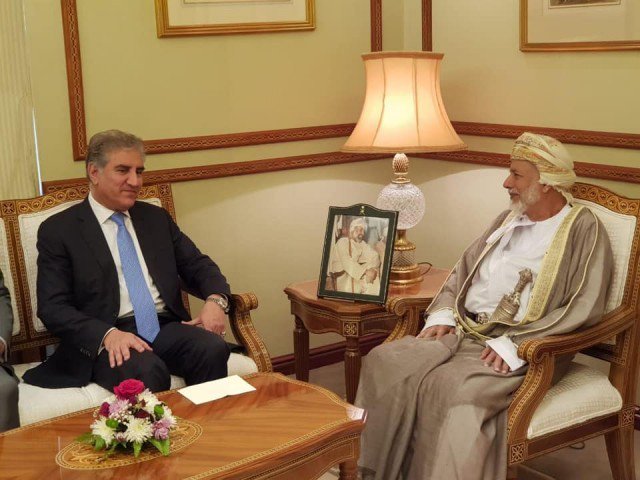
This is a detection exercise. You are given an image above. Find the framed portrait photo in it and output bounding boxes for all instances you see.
[155,0,315,37]
[520,0,640,51]
[317,204,398,305]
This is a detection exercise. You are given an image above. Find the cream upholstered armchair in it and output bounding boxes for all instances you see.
[506,182,640,480]
[0,184,272,426]
[386,182,639,480]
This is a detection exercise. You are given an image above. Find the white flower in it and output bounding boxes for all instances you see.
[91,418,115,446]
[138,389,161,414]
[125,416,153,444]
[163,406,175,420]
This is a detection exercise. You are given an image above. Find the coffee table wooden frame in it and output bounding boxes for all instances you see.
[0,373,365,479]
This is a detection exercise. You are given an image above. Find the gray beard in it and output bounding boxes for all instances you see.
[509,184,541,215]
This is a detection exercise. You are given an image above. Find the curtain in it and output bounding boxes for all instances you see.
[0,0,39,200]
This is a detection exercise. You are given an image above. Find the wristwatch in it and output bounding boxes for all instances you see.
[206,294,230,314]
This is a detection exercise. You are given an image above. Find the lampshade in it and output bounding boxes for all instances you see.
[342,51,466,285]
[342,51,465,154]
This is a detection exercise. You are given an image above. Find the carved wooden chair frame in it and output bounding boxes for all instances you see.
[506,182,640,480]
[384,182,639,479]
[1,184,272,372]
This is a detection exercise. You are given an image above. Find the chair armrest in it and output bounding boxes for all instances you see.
[508,311,635,442]
[228,292,272,373]
[517,310,635,363]
[383,296,431,343]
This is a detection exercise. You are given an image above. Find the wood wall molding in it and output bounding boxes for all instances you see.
[60,0,86,161]
[453,121,640,151]
[143,124,356,155]
[421,150,640,184]
[422,0,432,51]
[43,148,640,193]
[42,151,389,193]
[370,0,382,52]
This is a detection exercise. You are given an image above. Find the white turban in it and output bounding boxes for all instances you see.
[511,132,576,203]
[349,217,367,233]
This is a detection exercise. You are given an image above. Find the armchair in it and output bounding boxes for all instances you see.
[0,183,272,426]
[387,182,639,480]
[506,182,640,480]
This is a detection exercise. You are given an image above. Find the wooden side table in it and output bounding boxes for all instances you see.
[285,267,449,403]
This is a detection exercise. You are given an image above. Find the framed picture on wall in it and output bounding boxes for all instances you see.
[317,204,398,305]
[520,0,640,51]
[155,0,315,37]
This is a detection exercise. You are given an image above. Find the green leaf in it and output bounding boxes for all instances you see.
[106,419,119,429]
[133,441,143,457]
[94,436,106,451]
[148,438,171,456]
[76,432,94,444]
[148,438,163,454]
[104,443,118,458]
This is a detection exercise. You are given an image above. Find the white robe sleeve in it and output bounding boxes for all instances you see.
[485,335,527,371]
[422,308,457,331]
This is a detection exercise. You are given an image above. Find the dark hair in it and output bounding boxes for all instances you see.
[85,130,145,175]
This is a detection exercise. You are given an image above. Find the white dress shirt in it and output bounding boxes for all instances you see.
[424,205,571,370]
[88,193,166,317]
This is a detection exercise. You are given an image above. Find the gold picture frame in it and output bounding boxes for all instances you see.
[155,0,315,37]
[520,0,640,51]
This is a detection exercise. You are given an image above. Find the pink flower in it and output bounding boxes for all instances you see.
[152,417,173,440]
[98,402,110,417]
[153,425,170,440]
[114,379,145,400]
[109,399,130,418]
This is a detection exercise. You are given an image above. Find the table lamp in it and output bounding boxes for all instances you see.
[342,51,466,285]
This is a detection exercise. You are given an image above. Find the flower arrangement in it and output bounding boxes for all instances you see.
[78,379,177,458]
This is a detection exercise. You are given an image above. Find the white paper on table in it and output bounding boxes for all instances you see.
[178,375,256,405]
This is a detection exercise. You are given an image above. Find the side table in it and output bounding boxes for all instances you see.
[285,266,449,403]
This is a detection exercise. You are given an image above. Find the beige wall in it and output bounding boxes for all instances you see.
[16,0,640,368]
[23,0,384,356]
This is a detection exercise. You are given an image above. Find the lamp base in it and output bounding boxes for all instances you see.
[389,264,424,285]
[389,229,424,286]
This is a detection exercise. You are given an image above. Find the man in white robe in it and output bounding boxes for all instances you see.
[330,218,381,295]
[355,132,613,480]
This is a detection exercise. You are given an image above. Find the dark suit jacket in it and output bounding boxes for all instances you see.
[23,198,230,388]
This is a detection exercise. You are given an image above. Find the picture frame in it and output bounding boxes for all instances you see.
[317,204,398,305]
[155,0,315,37]
[520,0,640,51]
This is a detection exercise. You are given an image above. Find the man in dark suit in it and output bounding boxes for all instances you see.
[23,130,231,392]
[0,268,20,431]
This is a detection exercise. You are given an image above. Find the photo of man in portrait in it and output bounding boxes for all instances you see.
[326,216,386,296]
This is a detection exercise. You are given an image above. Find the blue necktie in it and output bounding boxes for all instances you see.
[111,212,160,343]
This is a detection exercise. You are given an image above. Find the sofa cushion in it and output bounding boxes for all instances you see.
[14,352,257,426]
[527,362,622,439]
